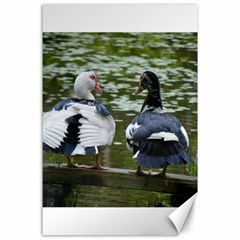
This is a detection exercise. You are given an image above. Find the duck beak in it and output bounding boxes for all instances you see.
[135,86,144,95]
[135,80,144,95]
[94,82,103,94]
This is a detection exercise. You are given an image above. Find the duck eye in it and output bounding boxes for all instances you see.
[141,78,148,89]
[90,75,96,81]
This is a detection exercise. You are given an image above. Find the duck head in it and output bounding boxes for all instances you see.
[135,71,163,110]
[74,70,103,99]
[135,71,160,97]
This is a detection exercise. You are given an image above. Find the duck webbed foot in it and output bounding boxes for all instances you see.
[80,164,109,170]
[151,165,168,178]
[63,163,82,168]
[79,152,109,170]
[129,166,168,177]
[63,155,82,168]
[129,166,150,176]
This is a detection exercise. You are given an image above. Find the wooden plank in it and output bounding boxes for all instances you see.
[43,163,197,196]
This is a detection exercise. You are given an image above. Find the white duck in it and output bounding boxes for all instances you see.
[43,70,115,170]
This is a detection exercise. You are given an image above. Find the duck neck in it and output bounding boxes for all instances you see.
[141,92,163,113]
[76,88,95,100]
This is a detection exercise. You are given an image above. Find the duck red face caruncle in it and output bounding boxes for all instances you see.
[135,73,148,95]
[89,73,103,94]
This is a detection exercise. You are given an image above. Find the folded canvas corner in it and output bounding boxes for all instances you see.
[169,193,197,234]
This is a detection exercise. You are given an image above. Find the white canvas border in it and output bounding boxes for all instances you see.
[42,4,198,32]
[43,208,177,235]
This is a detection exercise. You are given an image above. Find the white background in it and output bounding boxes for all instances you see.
[0,0,240,239]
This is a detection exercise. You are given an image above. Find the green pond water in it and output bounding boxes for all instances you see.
[43,32,197,207]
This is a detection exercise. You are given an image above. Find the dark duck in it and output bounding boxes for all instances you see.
[126,71,191,176]
[43,70,115,170]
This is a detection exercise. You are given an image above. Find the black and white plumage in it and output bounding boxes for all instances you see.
[43,70,115,169]
[126,71,191,176]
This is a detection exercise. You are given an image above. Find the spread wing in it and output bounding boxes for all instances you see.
[43,109,75,149]
[70,103,115,147]
[43,102,115,150]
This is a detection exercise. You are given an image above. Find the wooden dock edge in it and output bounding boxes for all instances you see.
[43,163,197,197]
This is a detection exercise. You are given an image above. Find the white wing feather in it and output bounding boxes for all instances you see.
[125,122,140,140]
[43,103,115,150]
[147,132,179,141]
[180,125,189,149]
[70,103,115,147]
[43,109,76,149]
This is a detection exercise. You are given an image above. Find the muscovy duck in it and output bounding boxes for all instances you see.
[126,71,191,176]
[43,70,115,169]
